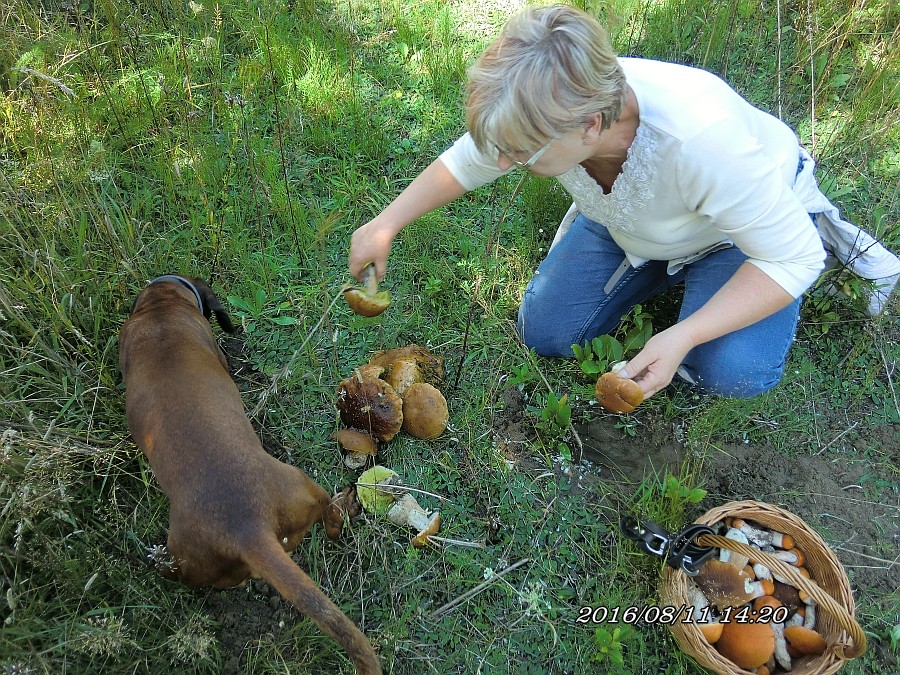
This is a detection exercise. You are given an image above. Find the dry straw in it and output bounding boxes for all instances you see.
[660,500,867,675]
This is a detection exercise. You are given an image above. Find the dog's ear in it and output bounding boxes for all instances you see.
[191,278,236,333]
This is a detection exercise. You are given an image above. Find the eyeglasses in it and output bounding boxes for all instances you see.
[495,136,557,169]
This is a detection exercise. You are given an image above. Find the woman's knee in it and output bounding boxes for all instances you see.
[517,290,577,356]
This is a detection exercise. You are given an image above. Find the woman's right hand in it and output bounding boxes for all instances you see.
[349,218,397,282]
[347,158,469,282]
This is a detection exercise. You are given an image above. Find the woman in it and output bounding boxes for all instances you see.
[348,4,898,400]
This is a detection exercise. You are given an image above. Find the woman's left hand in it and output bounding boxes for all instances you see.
[616,325,696,398]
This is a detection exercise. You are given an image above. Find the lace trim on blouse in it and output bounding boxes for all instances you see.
[562,123,658,232]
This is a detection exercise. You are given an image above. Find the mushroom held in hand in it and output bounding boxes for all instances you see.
[595,367,643,414]
[336,366,403,441]
[401,382,448,440]
[344,264,391,317]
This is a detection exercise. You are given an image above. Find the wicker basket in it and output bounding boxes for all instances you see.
[660,500,867,675]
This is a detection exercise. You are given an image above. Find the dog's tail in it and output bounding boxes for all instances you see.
[244,537,382,674]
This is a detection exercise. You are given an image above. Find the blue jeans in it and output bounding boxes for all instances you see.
[517,215,801,397]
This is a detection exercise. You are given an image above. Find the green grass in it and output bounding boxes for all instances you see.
[1,0,897,673]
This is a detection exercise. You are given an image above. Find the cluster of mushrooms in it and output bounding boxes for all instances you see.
[335,344,449,469]
[334,345,448,546]
[687,518,828,673]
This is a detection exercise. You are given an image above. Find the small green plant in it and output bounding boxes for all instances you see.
[890,623,900,652]
[664,474,707,506]
[527,391,573,461]
[572,334,623,375]
[572,304,653,375]
[591,625,635,665]
[508,362,538,387]
[226,288,299,333]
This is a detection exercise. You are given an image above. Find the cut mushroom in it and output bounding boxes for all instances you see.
[595,370,644,414]
[344,264,391,317]
[686,584,722,643]
[401,382,448,439]
[755,597,792,671]
[335,428,378,470]
[336,367,403,442]
[720,527,751,569]
[771,548,806,567]
[386,493,441,547]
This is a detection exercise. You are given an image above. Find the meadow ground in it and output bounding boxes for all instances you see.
[1,0,898,673]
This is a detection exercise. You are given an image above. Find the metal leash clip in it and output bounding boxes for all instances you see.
[619,516,717,576]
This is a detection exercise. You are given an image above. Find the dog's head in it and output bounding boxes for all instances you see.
[131,275,235,333]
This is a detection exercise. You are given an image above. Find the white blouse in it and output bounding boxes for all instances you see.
[439,57,827,298]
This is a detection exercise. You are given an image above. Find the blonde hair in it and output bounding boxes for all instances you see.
[466,4,626,154]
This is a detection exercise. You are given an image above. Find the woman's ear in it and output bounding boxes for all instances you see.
[581,114,604,144]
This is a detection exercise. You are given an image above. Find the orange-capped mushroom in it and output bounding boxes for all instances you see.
[595,371,643,414]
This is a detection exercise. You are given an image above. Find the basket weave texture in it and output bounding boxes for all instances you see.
[660,500,866,675]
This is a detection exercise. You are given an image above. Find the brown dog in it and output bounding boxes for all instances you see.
[119,275,381,674]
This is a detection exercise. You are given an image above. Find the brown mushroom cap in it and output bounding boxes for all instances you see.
[595,371,644,413]
[382,357,421,397]
[336,368,403,442]
[343,287,391,317]
[695,560,757,609]
[335,428,378,455]
[783,625,827,656]
[716,616,776,669]
[401,382,448,440]
[369,344,445,387]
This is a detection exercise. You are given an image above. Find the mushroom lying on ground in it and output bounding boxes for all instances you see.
[344,264,391,317]
[386,493,441,547]
[401,382,448,439]
[335,428,378,470]
[355,465,402,514]
[595,362,644,413]
[336,366,403,442]
[368,343,445,388]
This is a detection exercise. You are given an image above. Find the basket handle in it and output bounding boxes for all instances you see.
[697,533,867,659]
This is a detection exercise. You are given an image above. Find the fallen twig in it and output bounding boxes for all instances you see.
[430,558,530,619]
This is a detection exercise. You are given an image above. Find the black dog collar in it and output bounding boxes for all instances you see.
[148,275,204,313]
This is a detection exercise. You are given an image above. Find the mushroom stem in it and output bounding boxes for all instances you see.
[720,528,751,569]
[772,622,793,671]
[386,493,441,546]
[362,263,378,296]
[731,519,795,549]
